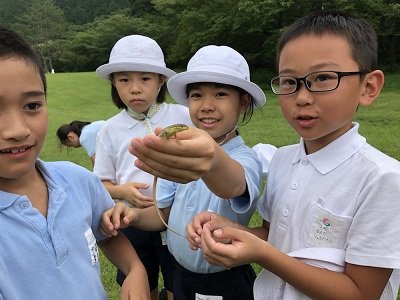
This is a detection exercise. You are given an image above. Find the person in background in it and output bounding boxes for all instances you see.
[101,45,266,300]
[0,25,150,300]
[94,34,192,300]
[57,120,105,165]
[188,10,400,299]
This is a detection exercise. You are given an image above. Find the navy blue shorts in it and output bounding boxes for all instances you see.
[173,263,256,300]
[117,227,176,292]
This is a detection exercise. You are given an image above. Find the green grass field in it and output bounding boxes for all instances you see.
[42,72,400,299]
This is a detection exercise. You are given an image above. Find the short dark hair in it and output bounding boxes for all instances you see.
[56,120,91,145]
[185,82,256,125]
[276,11,378,73]
[109,73,167,109]
[0,25,47,94]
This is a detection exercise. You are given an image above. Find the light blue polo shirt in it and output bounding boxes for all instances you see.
[0,160,114,300]
[157,135,263,273]
[80,120,106,158]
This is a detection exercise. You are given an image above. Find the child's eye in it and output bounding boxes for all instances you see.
[281,78,297,86]
[24,102,43,111]
[189,92,201,99]
[118,78,129,83]
[142,76,152,81]
[216,91,228,97]
[314,73,336,82]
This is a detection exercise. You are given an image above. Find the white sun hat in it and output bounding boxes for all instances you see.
[167,45,266,107]
[96,35,176,80]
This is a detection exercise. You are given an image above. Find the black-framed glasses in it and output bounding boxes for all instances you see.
[269,71,367,95]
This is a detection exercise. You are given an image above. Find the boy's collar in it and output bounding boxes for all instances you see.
[293,123,366,174]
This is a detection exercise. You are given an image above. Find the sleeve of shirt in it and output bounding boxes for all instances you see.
[92,128,116,183]
[345,166,400,269]
[79,126,98,158]
[257,147,284,223]
[89,172,115,241]
[155,178,177,209]
[252,143,278,177]
[231,146,263,213]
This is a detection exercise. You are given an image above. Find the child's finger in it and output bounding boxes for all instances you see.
[101,208,115,229]
[100,224,117,237]
[192,211,213,235]
[110,204,129,229]
[186,223,201,250]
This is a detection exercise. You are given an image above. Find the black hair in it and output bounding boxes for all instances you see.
[0,25,47,93]
[56,120,91,146]
[276,11,378,73]
[109,73,167,109]
[185,82,257,125]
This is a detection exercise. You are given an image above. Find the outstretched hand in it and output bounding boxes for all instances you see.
[129,127,216,183]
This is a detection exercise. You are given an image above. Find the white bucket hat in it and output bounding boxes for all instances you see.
[167,45,266,107]
[96,35,176,80]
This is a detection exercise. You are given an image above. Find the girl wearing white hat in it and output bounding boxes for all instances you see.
[101,45,266,299]
[94,35,192,300]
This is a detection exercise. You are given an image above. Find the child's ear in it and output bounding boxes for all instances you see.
[359,70,384,107]
[158,75,166,87]
[240,94,251,112]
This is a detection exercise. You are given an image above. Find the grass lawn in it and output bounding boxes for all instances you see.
[42,71,400,299]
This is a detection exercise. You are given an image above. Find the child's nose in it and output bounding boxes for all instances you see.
[1,112,30,141]
[294,83,314,106]
[129,81,141,94]
[200,97,216,112]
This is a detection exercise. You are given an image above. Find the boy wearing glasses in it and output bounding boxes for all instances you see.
[183,11,400,299]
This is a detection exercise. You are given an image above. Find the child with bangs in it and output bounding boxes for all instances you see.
[101,45,267,299]
[93,34,193,300]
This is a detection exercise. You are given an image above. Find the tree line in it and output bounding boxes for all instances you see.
[1,0,399,74]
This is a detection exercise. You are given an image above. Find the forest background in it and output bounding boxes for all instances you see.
[1,1,399,298]
[0,0,399,76]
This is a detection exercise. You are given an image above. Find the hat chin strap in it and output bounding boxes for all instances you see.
[218,124,238,146]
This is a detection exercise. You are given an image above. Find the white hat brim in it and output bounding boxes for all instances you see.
[96,62,176,80]
[167,71,266,107]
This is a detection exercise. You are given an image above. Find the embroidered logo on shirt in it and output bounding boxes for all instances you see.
[321,217,331,228]
[306,204,351,248]
[85,228,99,266]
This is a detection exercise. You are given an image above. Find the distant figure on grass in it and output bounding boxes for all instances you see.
[57,120,105,165]
[0,25,150,299]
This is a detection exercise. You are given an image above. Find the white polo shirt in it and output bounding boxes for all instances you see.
[255,123,400,299]
[93,103,192,196]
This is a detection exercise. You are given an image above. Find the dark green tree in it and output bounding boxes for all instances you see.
[12,0,70,73]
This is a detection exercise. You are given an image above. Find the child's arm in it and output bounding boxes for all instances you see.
[102,180,154,208]
[130,127,248,198]
[101,201,170,236]
[98,233,150,299]
[200,225,392,300]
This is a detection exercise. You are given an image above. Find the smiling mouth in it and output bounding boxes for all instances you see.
[200,118,219,124]
[0,146,31,154]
